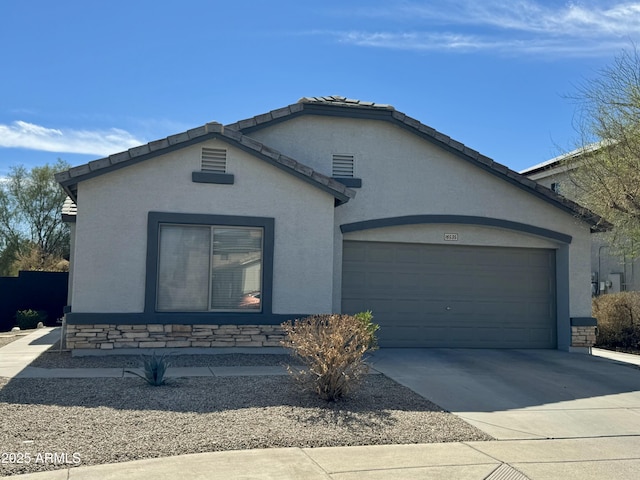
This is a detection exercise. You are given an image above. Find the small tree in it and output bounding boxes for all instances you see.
[281,312,379,401]
[0,159,70,275]
[566,45,640,257]
[12,244,69,272]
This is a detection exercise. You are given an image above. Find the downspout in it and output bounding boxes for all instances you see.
[598,245,607,295]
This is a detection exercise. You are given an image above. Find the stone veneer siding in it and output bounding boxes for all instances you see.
[571,325,597,348]
[65,324,285,350]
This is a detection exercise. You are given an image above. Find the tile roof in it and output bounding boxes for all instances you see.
[298,95,395,110]
[54,96,610,232]
[227,96,610,232]
[55,122,355,206]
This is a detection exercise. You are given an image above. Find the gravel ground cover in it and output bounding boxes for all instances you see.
[29,351,302,368]
[0,334,29,349]
[0,337,19,349]
[0,374,491,477]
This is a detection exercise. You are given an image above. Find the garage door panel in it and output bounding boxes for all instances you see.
[342,241,557,348]
[394,246,425,263]
[342,243,367,261]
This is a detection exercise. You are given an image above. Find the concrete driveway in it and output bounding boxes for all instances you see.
[370,348,640,440]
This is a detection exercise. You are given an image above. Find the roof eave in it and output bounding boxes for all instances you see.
[55,123,354,206]
[229,99,605,232]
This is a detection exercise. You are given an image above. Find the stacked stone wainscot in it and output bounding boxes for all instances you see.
[569,317,598,349]
[65,324,285,350]
[571,325,597,348]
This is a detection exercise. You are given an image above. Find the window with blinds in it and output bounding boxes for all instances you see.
[332,154,355,178]
[201,147,227,173]
[157,224,263,312]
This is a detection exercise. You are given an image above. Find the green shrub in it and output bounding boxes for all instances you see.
[15,310,48,330]
[280,312,379,401]
[125,352,171,386]
[593,292,640,350]
[354,310,379,348]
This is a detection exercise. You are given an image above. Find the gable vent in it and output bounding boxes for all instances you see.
[332,154,354,178]
[201,147,227,173]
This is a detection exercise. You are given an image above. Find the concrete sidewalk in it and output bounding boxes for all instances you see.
[3,329,640,479]
[0,327,61,378]
[592,346,640,366]
[8,437,640,480]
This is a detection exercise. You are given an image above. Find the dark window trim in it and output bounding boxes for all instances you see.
[340,214,573,244]
[145,212,274,317]
[192,171,235,184]
[64,312,301,326]
[332,177,362,188]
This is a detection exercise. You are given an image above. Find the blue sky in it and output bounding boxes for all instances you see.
[1,0,639,178]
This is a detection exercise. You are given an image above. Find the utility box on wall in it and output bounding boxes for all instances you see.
[608,273,623,294]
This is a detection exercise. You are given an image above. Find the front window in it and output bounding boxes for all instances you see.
[157,224,263,312]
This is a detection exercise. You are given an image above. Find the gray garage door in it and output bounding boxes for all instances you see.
[342,241,557,348]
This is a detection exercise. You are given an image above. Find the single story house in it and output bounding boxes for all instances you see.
[56,96,606,352]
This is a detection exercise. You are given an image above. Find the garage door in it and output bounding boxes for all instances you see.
[342,241,557,348]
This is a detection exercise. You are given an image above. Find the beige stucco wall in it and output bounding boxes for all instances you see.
[70,112,596,351]
[251,116,594,324]
[71,138,336,314]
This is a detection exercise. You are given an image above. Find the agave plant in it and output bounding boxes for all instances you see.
[126,352,171,386]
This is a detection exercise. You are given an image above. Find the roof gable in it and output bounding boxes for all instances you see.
[227,96,609,232]
[55,122,355,206]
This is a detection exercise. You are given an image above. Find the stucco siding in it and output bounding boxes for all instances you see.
[252,116,594,328]
[64,108,599,351]
[343,224,562,248]
[71,138,335,315]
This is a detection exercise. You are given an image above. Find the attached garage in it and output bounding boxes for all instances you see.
[58,95,603,354]
[342,241,557,348]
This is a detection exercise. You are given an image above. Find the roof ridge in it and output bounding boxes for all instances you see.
[226,97,609,231]
[54,97,610,232]
[297,95,395,110]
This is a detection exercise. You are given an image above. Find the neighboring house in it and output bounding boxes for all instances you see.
[522,147,640,295]
[56,96,607,352]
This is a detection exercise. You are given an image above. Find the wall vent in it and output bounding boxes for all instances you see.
[332,154,355,178]
[201,148,227,173]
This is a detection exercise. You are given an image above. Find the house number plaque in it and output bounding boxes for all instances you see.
[444,233,458,241]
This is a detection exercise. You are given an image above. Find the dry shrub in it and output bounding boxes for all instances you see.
[593,292,640,349]
[281,313,378,401]
[13,245,69,272]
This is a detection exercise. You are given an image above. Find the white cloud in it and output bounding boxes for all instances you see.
[329,1,640,56]
[335,30,626,56]
[0,121,144,156]
[428,1,640,37]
